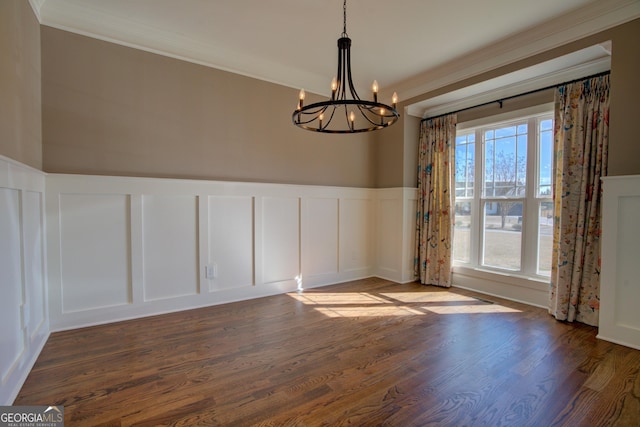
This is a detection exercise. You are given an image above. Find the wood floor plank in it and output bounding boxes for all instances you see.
[14,278,640,426]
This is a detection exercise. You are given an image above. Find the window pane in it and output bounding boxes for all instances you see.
[495,126,516,138]
[455,144,467,197]
[483,201,522,270]
[538,119,553,197]
[466,143,475,197]
[484,140,494,197]
[454,201,472,263]
[538,201,553,276]
[484,123,527,198]
[455,134,475,198]
[517,134,527,189]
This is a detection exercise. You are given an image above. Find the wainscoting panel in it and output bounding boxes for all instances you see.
[22,191,46,342]
[376,194,401,279]
[59,194,131,312]
[599,175,640,350]
[403,193,418,282]
[261,196,300,287]
[0,156,48,405]
[46,174,417,334]
[339,198,373,274]
[0,188,24,386]
[207,195,254,291]
[301,197,339,286]
[142,195,199,301]
[374,188,418,284]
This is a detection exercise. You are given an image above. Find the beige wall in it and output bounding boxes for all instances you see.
[384,18,640,188]
[373,110,420,189]
[0,0,42,169]
[10,12,637,187]
[608,18,640,176]
[41,27,375,188]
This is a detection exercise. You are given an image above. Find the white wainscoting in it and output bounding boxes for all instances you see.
[598,175,640,350]
[46,174,418,331]
[375,188,418,283]
[0,155,48,405]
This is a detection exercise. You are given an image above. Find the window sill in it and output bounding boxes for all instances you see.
[452,265,548,292]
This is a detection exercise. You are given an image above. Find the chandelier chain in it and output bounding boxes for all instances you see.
[342,0,347,37]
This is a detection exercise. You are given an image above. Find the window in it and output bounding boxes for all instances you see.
[453,109,553,278]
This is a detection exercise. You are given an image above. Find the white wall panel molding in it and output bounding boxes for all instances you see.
[339,198,374,276]
[0,155,48,405]
[599,175,640,350]
[141,195,199,302]
[301,197,339,288]
[261,196,300,288]
[207,196,254,291]
[59,193,131,312]
[0,188,24,388]
[374,188,419,284]
[47,174,417,331]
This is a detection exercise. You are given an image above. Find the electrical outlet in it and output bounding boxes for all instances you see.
[206,264,216,279]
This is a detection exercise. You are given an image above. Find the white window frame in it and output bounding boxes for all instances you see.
[453,104,553,286]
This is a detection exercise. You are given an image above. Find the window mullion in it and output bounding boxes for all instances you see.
[522,117,539,276]
[471,128,483,267]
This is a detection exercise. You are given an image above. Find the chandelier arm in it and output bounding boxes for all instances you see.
[357,104,391,127]
[337,38,350,102]
[294,105,329,126]
[343,103,352,131]
[335,42,342,101]
[345,42,361,101]
[321,105,337,131]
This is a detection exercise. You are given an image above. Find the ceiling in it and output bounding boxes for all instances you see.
[33,0,640,116]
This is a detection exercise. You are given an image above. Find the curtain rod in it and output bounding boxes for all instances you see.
[421,70,610,123]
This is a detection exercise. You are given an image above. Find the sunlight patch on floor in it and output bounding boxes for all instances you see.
[288,290,522,317]
[315,306,425,318]
[423,304,521,314]
[380,292,479,303]
[289,292,389,305]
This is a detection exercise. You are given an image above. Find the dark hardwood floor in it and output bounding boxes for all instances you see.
[15,278,640,426]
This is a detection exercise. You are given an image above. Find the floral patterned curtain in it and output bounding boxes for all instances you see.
[415,114,456,287]
[549,74,610,326]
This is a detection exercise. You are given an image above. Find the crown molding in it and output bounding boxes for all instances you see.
[38,0,317,93]
[28,0,46,22]
[397,0,640,103]
[37,0,640,100]
[407,55,611,118]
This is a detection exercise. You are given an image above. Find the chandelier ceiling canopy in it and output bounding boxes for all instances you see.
[292,0,400,134]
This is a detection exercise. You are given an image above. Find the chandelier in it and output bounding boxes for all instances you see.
[292,0,399,133]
